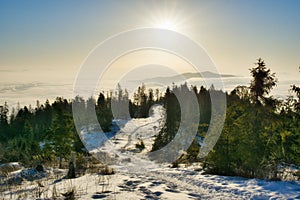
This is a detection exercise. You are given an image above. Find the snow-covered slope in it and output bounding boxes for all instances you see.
[2,107,299,199]
[81,104,165,165]
[78,104,300,199]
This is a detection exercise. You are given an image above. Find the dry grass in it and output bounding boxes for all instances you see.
[0,156,116,199]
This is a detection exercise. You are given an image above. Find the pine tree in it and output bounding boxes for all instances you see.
[0,102,9,141]
[96,93,113,132]
[250,58,277,104]
[45,104,74,168]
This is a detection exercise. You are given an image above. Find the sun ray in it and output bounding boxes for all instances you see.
[146,2,186,32]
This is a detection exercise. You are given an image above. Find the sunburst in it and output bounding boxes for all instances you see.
[147,3,186,32]
[155,19,178,31]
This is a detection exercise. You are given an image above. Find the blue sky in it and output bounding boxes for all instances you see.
[1,1,300,75]
[0,0,300,107]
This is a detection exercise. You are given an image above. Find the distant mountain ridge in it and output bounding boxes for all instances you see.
[136,71,236,83]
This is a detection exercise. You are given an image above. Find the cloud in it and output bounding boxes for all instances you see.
[0,81,74,110]
[0,82,45,93]
[0,66,30,73]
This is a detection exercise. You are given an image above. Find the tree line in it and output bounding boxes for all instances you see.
[0,84,158,167]
[0,58,299,180]
[0,94,112,167]
[151,58,300,179]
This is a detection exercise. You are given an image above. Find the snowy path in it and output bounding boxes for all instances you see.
[80,105,300,199]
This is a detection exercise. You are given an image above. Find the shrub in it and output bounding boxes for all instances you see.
[135,140,145,151]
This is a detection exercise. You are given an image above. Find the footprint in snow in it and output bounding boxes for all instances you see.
[165,188,180,193]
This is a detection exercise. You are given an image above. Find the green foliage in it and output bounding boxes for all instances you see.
[203,60,299,179]
[96,93,113,132]
[152,86,181,151]
[44,104,74,168]
[291,84,300,111]
[151,59,300,180]
[130,84,156,118]
[0,102,9,141]
[0,94,113,167]
[249,58,277,104]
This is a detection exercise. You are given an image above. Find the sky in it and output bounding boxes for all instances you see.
[0,0,300,107]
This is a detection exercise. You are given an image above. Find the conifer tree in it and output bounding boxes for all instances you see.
[250,58,277,104]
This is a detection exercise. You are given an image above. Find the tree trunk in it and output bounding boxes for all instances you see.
[67,161,76,179]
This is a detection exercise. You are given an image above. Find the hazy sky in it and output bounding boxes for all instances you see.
[1,0,300,107]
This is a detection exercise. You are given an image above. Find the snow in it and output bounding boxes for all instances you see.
[0,162,24,175]
[78,104,300,199]
[2,166,299,199]
[1,105,299,199]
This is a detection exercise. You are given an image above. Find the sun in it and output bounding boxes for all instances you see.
[148,7,182,31]
[155,19,178,31]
